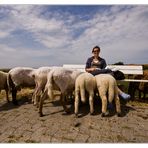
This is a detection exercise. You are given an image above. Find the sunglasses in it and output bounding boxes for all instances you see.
[93,50,99,53]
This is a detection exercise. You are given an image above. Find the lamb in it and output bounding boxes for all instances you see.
[7,67,36,105]
[31,66,52,106]
[39,67,82,117]
[95,74,121,117]
[0,71,9,102]
[74,72,96,116]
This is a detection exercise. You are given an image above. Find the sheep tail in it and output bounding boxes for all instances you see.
[108,83,115,103]
[46,71,54,101]
[80,81,86,103]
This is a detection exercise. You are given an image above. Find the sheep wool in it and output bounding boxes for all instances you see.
[39,67,82,117]
[7,67,36,104]
[95,74,121,117]
[75,72,96,116]
[31,66,52,106]
[0,71,9,102]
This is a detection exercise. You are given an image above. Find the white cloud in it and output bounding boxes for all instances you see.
[68,5,148,64]
[0,31,10,38]
[0,5,148,68]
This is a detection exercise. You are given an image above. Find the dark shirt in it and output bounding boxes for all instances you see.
[85,56,112,76]
[85,56,107,69]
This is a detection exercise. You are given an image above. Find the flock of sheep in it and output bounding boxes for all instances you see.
[0,66,147,118]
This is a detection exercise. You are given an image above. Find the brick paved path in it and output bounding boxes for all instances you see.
[0,96,148,143]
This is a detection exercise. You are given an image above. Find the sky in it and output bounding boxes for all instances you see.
[0,5,148,68]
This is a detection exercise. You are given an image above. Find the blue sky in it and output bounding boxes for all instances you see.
[0,5,148,68]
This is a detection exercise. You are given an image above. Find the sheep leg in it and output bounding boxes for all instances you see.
[100,95,108,117]
[89,93,94,115]
[33,87,42,107]
[38,89,48,117]
[108,86,114,110]
[138,90,141,99]
[32,86,38,103]
[35,95,41,108]
[32,81,40,104]
[115,96,121,117]
[12,88,18,105]
[80,88,86,103]
[61,93,70,113]
[114,86,121,116]
[5,89,10,103]
[74,89,80,117]
[47,86,54,102]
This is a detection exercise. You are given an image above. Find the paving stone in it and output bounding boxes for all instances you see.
[0,98,148,143]
[50,137,62,143]
[20,131,33,142]
[74,133,90,143]
[40,135,51,143]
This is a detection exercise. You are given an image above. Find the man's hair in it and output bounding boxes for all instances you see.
[92,46,101,53]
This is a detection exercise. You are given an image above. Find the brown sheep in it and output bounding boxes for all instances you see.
[139,70,148,99]
[128,70,148,99]
[0,71,9,102]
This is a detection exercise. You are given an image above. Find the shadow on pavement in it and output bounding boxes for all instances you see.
[0,96,32,111]
[0,94,137,118]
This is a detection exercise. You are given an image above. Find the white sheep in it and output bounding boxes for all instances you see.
[95,74,121,117]
[31,66,53,106]
[0,71,9,102]
[7,67,36,105]
[74,72,96,116]
[39,67,82,117]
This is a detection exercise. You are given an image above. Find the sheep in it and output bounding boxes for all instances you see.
[39,67,83,117]
[0,71,9,102]
[111,70,125,80]
[7,67,36,105]
[31,66,53,106]
[95,74,121,117]
[128,70,148,99]
[74,72,96,116]
[139,71,148,99]
[128,75,142,99]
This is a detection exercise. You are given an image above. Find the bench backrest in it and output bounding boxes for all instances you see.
[63,64,143,75]
[63,64,86,72]
[106,65,143,75]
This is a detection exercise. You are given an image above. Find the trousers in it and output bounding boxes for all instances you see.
[90,69,113,76]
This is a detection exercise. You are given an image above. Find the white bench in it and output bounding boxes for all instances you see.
[63,64,148,83]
